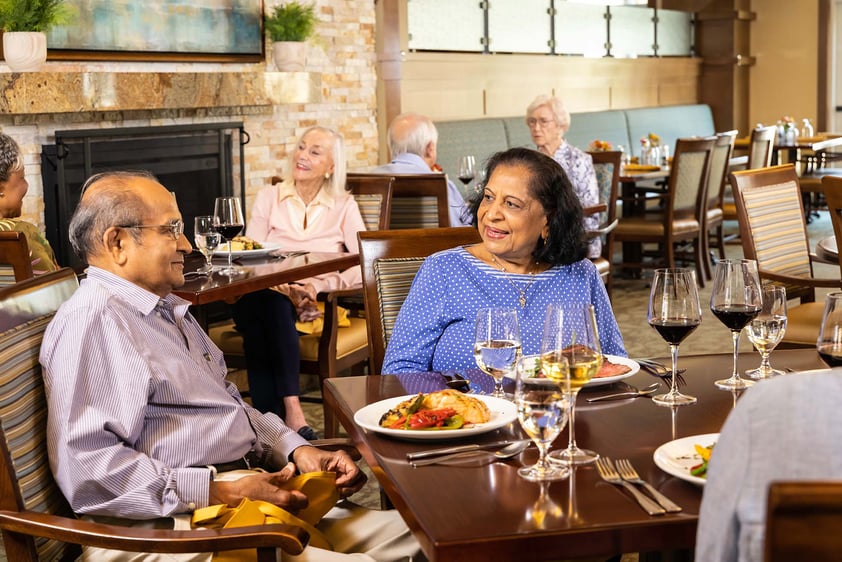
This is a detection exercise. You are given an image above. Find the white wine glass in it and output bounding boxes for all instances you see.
[710,259,762,390]
[458,155,476,187]
[746,285,787,379]
[647,268,702,406]
[473,307,521,399]
[817,292,842,367]
[194,215,221,274]
[213,196,245,277]
[515,355,569,482]
[543,303,602,466]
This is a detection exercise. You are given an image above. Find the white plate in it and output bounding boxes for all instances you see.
[504,354,639,388]
[353,394,517,441]
[653,432,719,486]
[214,242,282,259]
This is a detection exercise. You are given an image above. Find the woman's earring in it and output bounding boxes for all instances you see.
[324,173,330,179]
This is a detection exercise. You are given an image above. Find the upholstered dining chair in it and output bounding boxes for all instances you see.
[0,230,34,286]
[703,130,738,278]
[764,481,842,562]
[721,125,777,229]
[348,172,450,229]
[587,150,622,297]
[821,175,842,274]
[613,137,715,285]
[209,175,393,438]
[0,313,308,562]
[358,227,482,375]
[731,163,837,347]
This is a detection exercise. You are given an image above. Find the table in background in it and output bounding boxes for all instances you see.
[325,349,827,562]
[816,236,838,265]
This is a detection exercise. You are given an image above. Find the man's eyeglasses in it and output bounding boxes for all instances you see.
[122,219,185,240]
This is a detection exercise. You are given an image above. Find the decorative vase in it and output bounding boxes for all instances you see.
[2,31,47,72]
[272,41,307,72]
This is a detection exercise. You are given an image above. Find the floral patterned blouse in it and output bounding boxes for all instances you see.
[551,142,601,258]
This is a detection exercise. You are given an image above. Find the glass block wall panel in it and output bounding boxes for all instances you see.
[555,3,608,57]
[611,6,656,58]
[489,0,552,54]
[658,9,692,56]
[407,0,484,52]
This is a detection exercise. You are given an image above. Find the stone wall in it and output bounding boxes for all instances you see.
[1,0,378,232]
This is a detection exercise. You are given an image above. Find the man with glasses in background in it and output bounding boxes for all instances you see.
[40,170,421,561]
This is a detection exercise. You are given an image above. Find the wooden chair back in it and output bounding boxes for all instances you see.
[765,481,842,562]
[821,174,842,275]
[731,164,815,304]
[349,173,450,229]
[0,230,34,285]
[358,227,481,374]
[346,175,393,231]
[708,130,738,214]
[587,150,622,296]
[748,125,777,169]
[0,268,79,332]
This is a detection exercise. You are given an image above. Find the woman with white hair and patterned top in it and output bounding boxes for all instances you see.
[0,132,59,281]
[526,94,601,258]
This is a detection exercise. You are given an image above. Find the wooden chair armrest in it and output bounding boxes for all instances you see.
[312,437,362,460]
[0,510,307,555]
[582,203,607,216]
[758,269,842,289]
[587,219,618,239]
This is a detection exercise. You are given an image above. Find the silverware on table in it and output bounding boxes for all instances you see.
[406,439,523,461]
[586,382,660,402]
[615,459,682,513]
[410,441,531,468]
[637,359,687,387]
[595,457,666,516]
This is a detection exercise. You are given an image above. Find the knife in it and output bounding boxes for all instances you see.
[406,440,517,461]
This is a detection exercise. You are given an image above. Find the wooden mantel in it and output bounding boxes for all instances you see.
[0,71,320,114]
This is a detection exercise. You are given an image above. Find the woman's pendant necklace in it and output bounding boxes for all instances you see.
[490,255,538,308]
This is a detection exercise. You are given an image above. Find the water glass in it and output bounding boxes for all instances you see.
[745,285,787,379]
[194,215,221,274]
[473,307,521,398]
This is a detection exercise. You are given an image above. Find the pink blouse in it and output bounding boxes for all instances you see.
[246,183,366,293]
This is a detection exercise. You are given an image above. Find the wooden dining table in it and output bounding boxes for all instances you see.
[325,349,827,562]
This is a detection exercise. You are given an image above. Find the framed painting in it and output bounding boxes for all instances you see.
[46,0,264,62]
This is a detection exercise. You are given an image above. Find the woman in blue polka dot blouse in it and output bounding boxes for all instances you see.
[382,147,626,374]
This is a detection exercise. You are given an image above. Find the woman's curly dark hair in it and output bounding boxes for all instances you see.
[469,147,587,266]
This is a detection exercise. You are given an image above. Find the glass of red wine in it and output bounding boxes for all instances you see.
[710,259,762,390]
[458,155,476,188]
[817,292,842,367]
[647,268,702,406]
[213,196,245,277]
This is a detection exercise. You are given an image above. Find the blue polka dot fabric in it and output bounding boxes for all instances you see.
[382,246,626,374]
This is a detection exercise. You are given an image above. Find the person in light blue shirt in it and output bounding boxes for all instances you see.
[383,147,625,375]
[373,112,473,227]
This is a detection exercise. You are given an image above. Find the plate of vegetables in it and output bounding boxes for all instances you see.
[653,433,718,486]
[354,390,517,441]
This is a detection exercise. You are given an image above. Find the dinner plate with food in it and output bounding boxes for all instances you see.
[504,355,639,388]
[354,389,517,441]
[215,236,282,258]
[653,432,718,486]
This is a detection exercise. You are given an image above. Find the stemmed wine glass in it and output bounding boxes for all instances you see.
[647,268,702,405]
[514,355,570,482]
[458,155,476,188]
[542,303,603,465]
[817,292,842,367]
[710,259,762,390]
[213,197,245,277]
[193,215,221,274]
[745,285,788,379]
[473,307,522,398]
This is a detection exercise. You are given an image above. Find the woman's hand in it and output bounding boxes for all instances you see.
[292,446,367,498]
[208,463,309,512]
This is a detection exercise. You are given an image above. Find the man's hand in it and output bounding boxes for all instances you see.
[209,464,309,512]
[292,446,367,498]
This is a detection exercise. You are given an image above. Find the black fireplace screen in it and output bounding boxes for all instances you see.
[41,122,247,271]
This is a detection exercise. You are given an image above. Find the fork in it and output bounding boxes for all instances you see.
[637,359,687,387]
[595,458,665,515]
[615,459,682,513]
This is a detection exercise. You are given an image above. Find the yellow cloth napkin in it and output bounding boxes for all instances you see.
[295,302,351,335]
[191,471,339,561]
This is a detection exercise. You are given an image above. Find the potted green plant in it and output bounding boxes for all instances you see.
[0,0,73,72]
[264,2,319,72]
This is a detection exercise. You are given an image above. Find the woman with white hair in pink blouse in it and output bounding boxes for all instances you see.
[526,94,601,258]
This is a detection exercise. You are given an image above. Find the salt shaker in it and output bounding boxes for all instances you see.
[801,118,814,138]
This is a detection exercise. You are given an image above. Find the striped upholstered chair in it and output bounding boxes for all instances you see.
[358,227,481,375]
[0,272,312,560]
[730,164,839,348]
